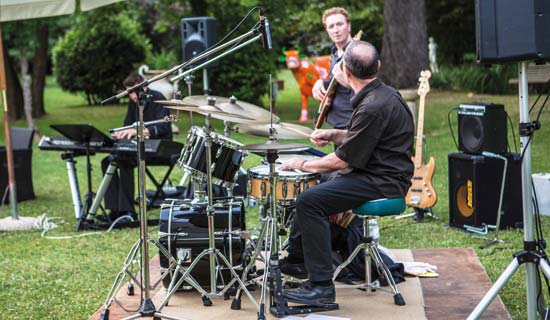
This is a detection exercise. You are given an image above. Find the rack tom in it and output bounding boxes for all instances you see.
[178,126,246,185]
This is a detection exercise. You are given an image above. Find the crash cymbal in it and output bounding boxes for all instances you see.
[163,104,254,123]
[155,99,199,107]
[182,95,280,123]
[195,106,255,123]
[240,140,308,152]
[235,122,313,139]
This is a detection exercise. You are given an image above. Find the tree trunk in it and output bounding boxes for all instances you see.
[19,48,36,131]
[380,0,429,89]
[32,24,48,119]
[2,41,23,122]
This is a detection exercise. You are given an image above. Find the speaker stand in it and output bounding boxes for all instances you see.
[468,62,549,320]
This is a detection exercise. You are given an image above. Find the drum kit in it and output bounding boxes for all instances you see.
[148,94,325,319]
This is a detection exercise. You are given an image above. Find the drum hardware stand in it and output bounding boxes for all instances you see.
[99,89,185,320]
[157,114,257,311]
[231,148,337,319]
[468,62,550,320]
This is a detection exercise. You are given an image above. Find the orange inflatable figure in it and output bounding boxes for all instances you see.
[283,50,330,122]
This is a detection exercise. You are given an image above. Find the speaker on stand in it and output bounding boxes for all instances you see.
[469,1,550,318]
[181,17,218,94]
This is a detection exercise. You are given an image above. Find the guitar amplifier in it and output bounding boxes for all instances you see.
[448,152,523,229]
[158,198,246,289]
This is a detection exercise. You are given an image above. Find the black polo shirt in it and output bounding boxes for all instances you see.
[335,78,414,197]
[123,89,172,140]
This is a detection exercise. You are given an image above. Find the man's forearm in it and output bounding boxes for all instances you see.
[330,129,348,146]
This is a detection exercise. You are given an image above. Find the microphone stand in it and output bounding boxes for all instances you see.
[101,27,262,106]
[99,89,184,320]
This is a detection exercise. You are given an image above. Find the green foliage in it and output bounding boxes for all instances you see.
[2,73,550,320]
[52,6,151,105]
[426,0,475,65]
[146,49,179,70]
[430,63,516,94]
[196,1,278,105]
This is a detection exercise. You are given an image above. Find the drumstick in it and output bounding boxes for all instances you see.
[283,126,312,138]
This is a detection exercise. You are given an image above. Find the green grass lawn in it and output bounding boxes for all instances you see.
[1,69,550,319]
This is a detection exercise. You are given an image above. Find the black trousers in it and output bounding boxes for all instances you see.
[288,173,383,282]
[101,156,136,213]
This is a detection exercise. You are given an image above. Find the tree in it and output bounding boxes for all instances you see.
[2,17,69,130]
[1,36,23,122]
[53,6,151,105]
[380,0,429,89]
[426,0,475,65]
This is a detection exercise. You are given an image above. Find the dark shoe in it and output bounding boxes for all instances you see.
[283,281,335,305]
[279,258,308,279]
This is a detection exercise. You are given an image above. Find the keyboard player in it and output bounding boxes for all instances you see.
[101,74,172,221]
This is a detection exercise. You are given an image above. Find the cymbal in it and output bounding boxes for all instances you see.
[194,106,254,123]
[163,104,255,123]
[240,140,308,152]
[234,122,313,139]
[182,95,280,123]
[155,99,199,107]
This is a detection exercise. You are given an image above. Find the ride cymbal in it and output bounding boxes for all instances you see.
[235,122,313,140]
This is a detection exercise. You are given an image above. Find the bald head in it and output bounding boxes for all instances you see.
[343,40,379,80]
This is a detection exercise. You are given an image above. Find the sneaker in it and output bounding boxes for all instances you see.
[279,258,308,279]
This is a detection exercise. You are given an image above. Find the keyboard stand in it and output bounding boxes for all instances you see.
[144,155,181,208]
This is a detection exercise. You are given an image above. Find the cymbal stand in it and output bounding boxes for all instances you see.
[158,114,256,310]
[99,90,185,320]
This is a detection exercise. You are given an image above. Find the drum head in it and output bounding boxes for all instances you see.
[248,165,315,178]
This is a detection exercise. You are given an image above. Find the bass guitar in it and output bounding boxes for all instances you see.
[406,70,437,208]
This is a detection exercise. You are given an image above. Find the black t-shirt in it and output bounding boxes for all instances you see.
[123,89,172,140]
[335,78,414,198]
[325,44,354,129]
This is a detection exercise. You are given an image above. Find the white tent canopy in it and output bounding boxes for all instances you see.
[0,0,124,22]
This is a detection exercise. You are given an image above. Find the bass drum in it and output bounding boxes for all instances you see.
[158,198,246,289]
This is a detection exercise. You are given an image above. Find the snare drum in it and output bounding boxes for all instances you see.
[178,126,245,184]
[247,165,319,204]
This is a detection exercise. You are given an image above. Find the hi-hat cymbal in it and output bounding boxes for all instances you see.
[182,95,280,123]
[235,122,313,140]
[240,140,308,153]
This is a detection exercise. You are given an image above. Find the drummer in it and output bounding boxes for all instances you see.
[279,40,414,304]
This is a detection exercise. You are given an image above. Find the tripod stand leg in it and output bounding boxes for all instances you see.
[232,216,270,310]
[100,240,142,317]
[64,154,83,219]
[88,163,117,221]
[468,258,520,320]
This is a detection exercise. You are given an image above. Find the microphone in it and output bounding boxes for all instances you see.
[259,9,272,50]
